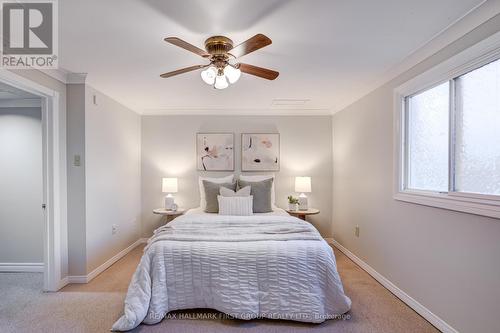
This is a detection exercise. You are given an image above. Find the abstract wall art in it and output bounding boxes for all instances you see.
[241,133,280,171]
[197,133,234,171]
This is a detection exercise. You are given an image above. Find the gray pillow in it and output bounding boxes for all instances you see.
[238,178,273,213]
[220,185,251,197]
[203,180,236,213]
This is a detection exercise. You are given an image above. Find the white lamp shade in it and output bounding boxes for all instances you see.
[201,67,217,85]
[162,178,178,193]
[224,65,241,84]
[214,74,229,89]
[295,177,311,193]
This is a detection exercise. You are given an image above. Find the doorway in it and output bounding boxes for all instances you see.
[0,70,65,292]
[0,87,43,288]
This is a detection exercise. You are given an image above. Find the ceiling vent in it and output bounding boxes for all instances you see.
[271,99,310,106]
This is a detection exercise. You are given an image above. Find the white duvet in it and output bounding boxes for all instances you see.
[112,213,351,331]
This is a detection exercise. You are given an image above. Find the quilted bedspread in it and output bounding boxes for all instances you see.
[112,214,351,331]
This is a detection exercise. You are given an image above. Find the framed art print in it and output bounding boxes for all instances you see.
[241,133,280,171]
[196,133,234,171]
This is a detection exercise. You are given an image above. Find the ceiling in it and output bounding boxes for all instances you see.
[0,82,39,100]
[59,0,485,115]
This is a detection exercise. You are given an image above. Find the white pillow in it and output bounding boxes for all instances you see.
[198,175,234,209]
[220,185,251,197]
[218,195,253,216]
[239,174,276,205]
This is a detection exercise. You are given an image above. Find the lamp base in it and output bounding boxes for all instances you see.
[298,193,308,210]
[164,194,175,210]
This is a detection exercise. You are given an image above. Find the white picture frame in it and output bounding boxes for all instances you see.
[196,133,234,171]
[241,133,280,171]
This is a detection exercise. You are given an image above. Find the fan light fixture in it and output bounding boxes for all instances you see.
[161,35,279,89]
[201,65,240,89]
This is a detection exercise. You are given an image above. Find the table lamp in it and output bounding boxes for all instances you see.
[162,178,178,210]
[295,176,311,210]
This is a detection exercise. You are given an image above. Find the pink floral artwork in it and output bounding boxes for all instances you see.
[197,134,234,171]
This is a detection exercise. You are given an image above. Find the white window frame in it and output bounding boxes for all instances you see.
[393,31,500,219]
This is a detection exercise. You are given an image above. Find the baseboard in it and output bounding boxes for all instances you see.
[67,275,88,284]
[57,276,69,289]
[330,239,458,333]
[0,262,44,272]
[67,238,146,284]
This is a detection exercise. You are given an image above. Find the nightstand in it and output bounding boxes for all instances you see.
[286,208,320,221]
[153,208,186,223]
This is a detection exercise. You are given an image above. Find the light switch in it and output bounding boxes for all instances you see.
[74,155,81,167]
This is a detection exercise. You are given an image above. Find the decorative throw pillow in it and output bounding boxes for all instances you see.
[203,180,237,213]
[218,195,253,216]
[239,174,276,205]
[238,178,273,213]
[198,175,234,209]
[220,185,251,197]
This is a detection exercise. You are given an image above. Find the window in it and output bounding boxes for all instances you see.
[404,58,500,197]
[395,34,500,219]
[406,82,449,192]
[454,60,500,196]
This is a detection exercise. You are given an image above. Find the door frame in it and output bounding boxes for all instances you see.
[0,69,67,291]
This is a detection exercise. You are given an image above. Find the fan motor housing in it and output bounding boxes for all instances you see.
[204,36,233,56]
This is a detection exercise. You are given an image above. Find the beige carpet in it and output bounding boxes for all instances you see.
[0,245,439,333]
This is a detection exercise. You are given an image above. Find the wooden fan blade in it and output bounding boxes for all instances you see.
[229,34,272,58]
[238,63,279,80]
[160,65,208,78]
[164,37,210,57]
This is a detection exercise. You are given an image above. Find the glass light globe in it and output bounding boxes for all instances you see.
[224,65,241,84]
[200,67,216,85]
[214,74,229,89]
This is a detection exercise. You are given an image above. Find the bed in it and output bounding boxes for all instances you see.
[112,208,351,331]
[185,206,290,216]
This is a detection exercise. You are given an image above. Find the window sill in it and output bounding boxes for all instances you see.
[394,191,500,220]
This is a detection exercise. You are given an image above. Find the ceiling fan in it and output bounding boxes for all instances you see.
[160,34,279,89]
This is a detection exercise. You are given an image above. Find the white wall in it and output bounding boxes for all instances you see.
[141,115,333,237]
[66,84,87,275]
[0,107,43,263]
[85,86,141,273]
[0,72,142,279]
[332,14,500,333]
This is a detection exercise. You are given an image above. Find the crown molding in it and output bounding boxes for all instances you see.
[66,72,87,84]
[331,0,499,114]
[141,107,332,116]
[37,68,88,84]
